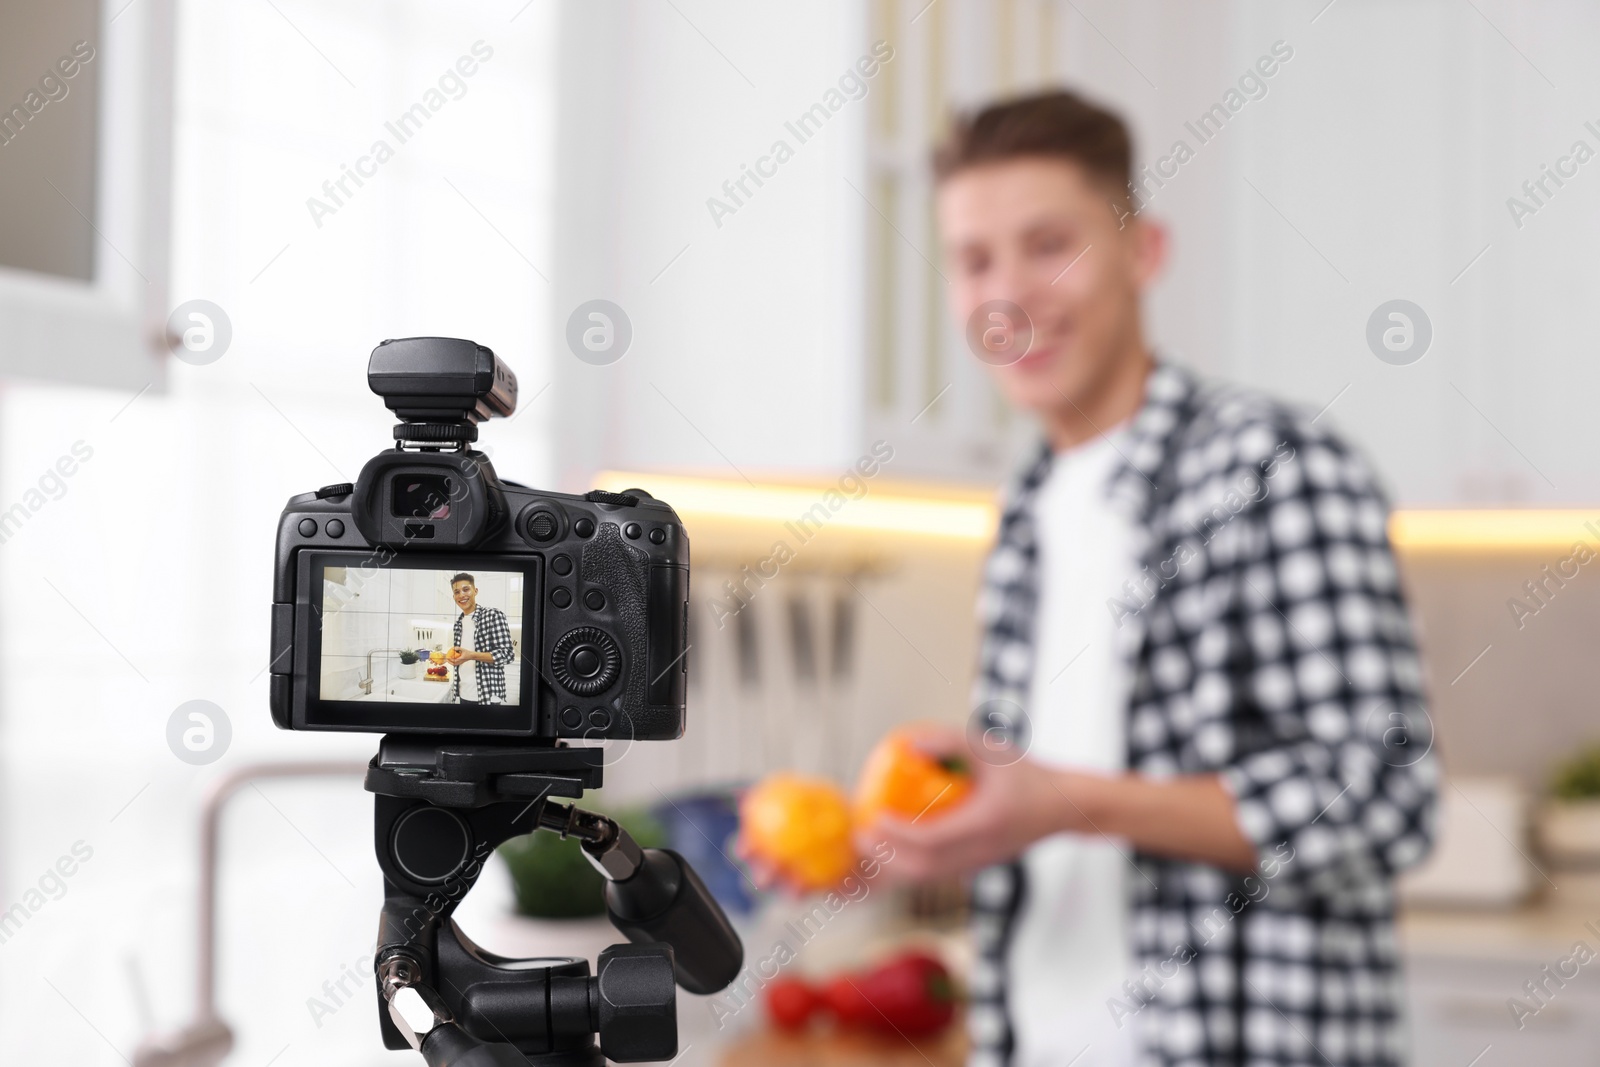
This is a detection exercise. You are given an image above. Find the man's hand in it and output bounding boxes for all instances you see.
[734,725,1260,895]
[444,648,464,665]
[858,725,1259,881]
[854,724,1089,885]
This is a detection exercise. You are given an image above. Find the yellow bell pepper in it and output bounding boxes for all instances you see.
[740,773,855,891]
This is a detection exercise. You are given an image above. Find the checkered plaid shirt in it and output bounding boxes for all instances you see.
[452,604,514,703]
[966,363,1438,1067]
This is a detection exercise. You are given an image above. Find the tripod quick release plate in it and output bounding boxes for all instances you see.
[365,737,605,808]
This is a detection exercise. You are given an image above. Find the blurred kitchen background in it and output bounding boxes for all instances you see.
[3,0,1600,1064]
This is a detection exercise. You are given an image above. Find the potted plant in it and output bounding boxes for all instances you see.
[499,803,666,919]
[397,649,420,680]
[1539,745,1600,867]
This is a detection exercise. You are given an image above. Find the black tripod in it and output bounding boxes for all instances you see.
[366,736,744,1066]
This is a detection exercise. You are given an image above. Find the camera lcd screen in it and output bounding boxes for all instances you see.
[317,562,526,707]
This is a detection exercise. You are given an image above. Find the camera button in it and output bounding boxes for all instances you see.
[588,708,612,730]
[561,707,583,730]
[624,522,642,539]
[571,647,601,677]
[584,590,606,611]
[325,519,345,538]
[525,509,559,541]
[551,588,572,608]
[551,554,573,576]
[574,517,595,537]
[297,518,317,537]
[649,527,666,544]
[552,627,621,695]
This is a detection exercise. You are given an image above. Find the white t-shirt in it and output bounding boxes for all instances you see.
[1008,427,1141,1067]
[459,609,478,702]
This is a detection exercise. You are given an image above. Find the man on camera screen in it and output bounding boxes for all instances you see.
[445,572,514,705]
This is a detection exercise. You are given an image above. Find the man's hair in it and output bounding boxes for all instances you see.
[451,573,475,587]
[932,89,1132,203]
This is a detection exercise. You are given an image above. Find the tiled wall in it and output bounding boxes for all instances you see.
[1398,549,1600,792]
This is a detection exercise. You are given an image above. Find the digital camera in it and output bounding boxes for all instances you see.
[268,337,689,742]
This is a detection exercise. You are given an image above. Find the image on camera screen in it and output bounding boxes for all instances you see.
[318,565,523,706]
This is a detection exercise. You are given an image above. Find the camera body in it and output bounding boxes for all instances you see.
[268,337,689,742]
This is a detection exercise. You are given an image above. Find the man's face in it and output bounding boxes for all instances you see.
[937,156,1164,416]
[452,580,477,612]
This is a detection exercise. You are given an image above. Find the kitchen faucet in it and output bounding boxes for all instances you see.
[360,648,413,695]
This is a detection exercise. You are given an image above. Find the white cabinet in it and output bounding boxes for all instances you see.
[553,2,1600,503]
[1404,911,1600,1066]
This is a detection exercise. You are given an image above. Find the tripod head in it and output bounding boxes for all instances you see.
[367,737,743,1065]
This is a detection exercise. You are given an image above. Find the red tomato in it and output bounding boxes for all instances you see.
[818,973,876,1030]
[763,976,818,1031]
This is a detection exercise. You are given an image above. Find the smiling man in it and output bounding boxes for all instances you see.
[445,573,514,706]
[859,91,1438,1067]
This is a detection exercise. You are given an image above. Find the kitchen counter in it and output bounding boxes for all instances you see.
[1401,887,1600,963]
[1399,877,1600,1066]
[352,675,454,703]
[715,1022,966,1066]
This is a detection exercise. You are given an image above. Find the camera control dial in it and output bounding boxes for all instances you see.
[552,627,621,696]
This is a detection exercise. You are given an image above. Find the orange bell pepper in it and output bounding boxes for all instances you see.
[853,725,972,827]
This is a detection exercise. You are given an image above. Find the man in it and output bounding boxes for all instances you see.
[862,92,1437,1067]
[444,573,514,705]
